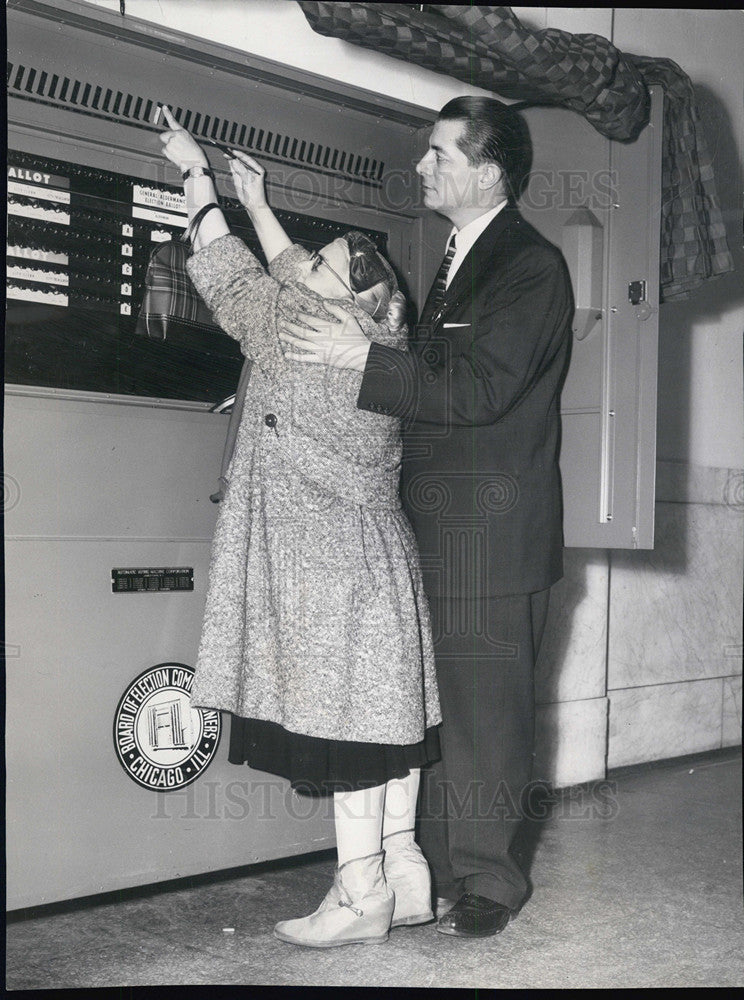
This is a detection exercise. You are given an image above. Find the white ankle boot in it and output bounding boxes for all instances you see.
[274,850,394,947]
[383,829,434,927]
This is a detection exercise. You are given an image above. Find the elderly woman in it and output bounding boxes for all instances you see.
[157,108,440,947]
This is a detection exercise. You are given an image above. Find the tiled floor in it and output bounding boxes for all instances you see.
[6,749,743,990]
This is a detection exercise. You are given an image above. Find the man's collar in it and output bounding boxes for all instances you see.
[443,202,522,301]
[445,200,509,288]
[451,199,509,244]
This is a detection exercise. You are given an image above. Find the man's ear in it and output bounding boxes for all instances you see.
[478,162,503,191]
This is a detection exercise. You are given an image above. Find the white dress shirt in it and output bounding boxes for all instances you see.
[445,200,509,289]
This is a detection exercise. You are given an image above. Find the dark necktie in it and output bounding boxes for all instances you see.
[417,233,457,335]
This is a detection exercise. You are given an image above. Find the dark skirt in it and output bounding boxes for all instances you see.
[228,715,441,794]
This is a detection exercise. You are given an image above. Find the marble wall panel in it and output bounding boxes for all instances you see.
[722,675,742,747]
[535,697,608,788]
[608,501,743,689]
[655,459,744,507]
[608,678,722,769]
[535,549,609,705]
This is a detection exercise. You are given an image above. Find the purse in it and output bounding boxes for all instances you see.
[133,199,254,503]
[209,356,254,503]
[133,201,223,344]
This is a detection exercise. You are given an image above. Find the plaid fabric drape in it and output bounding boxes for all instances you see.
[626,54,734,300]
[298,2,734,301]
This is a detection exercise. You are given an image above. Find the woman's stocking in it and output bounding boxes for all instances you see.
[333,783,386,866]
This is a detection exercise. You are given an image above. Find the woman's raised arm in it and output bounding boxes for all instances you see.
[227,152,292,264]
[158,105,230,251]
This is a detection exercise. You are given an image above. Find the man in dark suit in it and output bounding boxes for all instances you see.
[280,97,573,938]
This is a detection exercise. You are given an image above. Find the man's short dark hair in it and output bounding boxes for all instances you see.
[438,96,532,200]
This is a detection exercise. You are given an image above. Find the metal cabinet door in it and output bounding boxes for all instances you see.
[519,90,663,548]
[4,394,338,910]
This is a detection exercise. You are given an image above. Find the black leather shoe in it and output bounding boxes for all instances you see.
[435,892,513,938]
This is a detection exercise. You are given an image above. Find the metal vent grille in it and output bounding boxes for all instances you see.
[7,61,385,185]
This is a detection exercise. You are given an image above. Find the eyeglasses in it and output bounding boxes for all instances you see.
[310,250,354,297]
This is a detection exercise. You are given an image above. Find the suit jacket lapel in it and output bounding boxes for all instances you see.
[416,205,522,347]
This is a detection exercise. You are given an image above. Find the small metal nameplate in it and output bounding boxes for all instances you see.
[112,567,194,593]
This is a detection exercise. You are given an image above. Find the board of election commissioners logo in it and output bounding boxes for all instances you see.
[114,663,221,790]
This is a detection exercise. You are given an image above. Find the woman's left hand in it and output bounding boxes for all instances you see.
[158,105,209,173]
[279,303,371,371]
[227,151,268,215]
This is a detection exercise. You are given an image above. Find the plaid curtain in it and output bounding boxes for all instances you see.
[298,2,734,301]
[627,54,734,300]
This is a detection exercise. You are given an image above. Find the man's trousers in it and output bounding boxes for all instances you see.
[418,589,550,911]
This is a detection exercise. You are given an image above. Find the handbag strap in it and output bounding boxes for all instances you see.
[181,201,221,247]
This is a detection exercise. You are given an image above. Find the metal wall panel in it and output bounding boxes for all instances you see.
[5,392,338,910]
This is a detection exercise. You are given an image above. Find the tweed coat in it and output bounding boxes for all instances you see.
[187,235,440,745]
